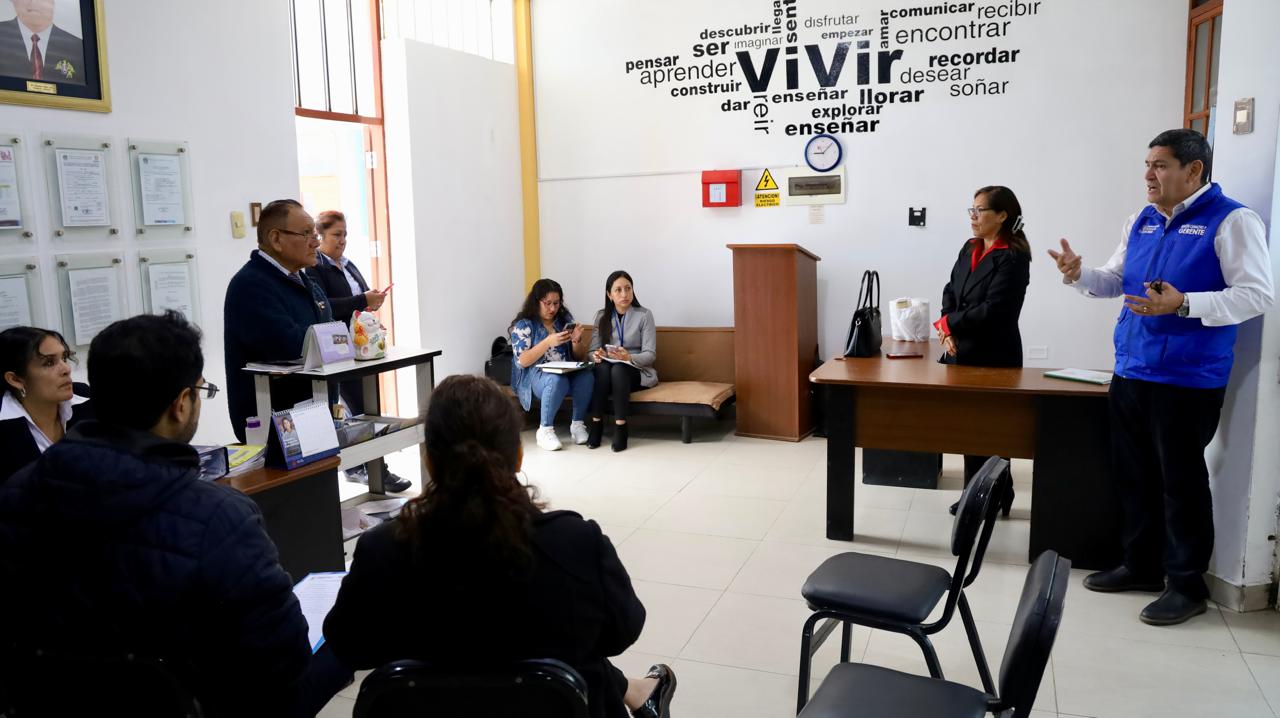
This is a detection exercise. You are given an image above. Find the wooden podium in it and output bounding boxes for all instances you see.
[727,243,821,441]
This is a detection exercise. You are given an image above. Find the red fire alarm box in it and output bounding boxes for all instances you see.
[701,170,742,207]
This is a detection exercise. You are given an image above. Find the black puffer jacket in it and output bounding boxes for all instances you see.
[0,421,311,716]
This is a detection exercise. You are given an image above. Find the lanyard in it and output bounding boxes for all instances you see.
[613,311,626,344]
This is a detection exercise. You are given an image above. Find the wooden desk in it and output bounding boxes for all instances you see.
[810,341,1122,569]
[218,457,344,579]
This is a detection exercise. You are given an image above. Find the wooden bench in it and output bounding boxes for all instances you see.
[498,326,736,443]
[626,326,736,442]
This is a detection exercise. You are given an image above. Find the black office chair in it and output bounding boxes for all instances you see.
[796,456,1010,712]
[354,658,590,718]
[798,549,1070,718]
[0,645,202,717]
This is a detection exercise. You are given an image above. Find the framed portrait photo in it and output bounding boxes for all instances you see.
[0,0,109,112]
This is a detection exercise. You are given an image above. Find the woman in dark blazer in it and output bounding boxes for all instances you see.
[303,210,410,493]
[935,185,1031,515]
[320,375,677,718]
[0,327,92,483]
[304,210,386,326]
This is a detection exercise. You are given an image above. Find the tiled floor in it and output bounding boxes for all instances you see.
[320,418,1280,718]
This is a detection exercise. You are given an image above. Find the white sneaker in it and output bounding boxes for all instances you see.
[536,426,563,451]
[570,420,590,445]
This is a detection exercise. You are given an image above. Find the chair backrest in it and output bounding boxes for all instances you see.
[996,550,1071,718]
[1,646,203,717]
[354,658,590,718]
[948,456,1008,584]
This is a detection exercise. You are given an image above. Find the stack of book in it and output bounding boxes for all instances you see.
[226,444,266,476]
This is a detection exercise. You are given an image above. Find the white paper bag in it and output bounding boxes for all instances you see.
[889,297,932,341]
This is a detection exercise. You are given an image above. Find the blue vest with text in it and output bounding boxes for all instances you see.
[1113,183,1243,389]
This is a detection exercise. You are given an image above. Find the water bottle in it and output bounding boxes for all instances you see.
[244,416,269,446]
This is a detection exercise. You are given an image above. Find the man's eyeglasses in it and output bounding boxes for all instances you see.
[967,207,995,220]
[190,382,219,399]
[277,228,319,241]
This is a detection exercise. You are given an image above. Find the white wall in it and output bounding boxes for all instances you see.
[533,0,1185,372]
[0,1,301,445]
[382,39,523,412]
[532,0,1280,597]
[1208,0,1280,595]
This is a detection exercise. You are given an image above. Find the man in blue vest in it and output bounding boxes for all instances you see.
[1049,129,1273,625]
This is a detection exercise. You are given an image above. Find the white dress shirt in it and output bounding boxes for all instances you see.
[1068,183,1275,326]
[256,249,303,283]
[319,252,364,297]
[16,19,51,68]
[0,391,89,452]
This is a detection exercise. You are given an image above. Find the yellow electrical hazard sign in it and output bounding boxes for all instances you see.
[755,169,778,192]
[755,192,780,208]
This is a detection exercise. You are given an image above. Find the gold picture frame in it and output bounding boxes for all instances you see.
[0,0,109,113]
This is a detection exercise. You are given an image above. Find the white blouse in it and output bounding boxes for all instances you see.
[0,391,89,452]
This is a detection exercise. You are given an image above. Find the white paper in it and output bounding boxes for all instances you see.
[709,183,726,203]
[541,361,586,370]
[147,262,193,317]
[0,145,22,229]
[292,572,347,652]
[290,401,340,455]
[55,148,111,227]
[137,153,185,225]
[808,204,826,224]
[358,497,408,516]
[0,275,32,330]
[68,266,123,345]
[341,507,381,541]
[1044,368,1113,385]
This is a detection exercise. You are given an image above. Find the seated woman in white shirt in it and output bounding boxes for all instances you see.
[0,327,91,484]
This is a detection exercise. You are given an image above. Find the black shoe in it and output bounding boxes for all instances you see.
[612,423,629,452]
[631,664,676,718]
[379,470,413,493]
[587,419,604,449]
[1083,566,1164,593]
[1140,587,1207,626]
[1000,483,1015,518]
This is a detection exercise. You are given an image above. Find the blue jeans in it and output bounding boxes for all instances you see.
[530,367,594,426]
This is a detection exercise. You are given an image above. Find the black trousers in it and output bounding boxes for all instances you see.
[1109,375,1226,601]
[590,362,644,420]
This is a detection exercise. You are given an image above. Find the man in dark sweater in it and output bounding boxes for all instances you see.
[0,311,311,716]
[223,199,332,443]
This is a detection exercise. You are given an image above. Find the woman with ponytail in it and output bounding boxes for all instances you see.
[320,374,677,718]
[933,185,1031,516]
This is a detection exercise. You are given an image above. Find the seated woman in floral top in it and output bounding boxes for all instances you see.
[510,278,593,451]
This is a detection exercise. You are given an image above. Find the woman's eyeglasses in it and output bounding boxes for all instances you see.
[967,207,995,220]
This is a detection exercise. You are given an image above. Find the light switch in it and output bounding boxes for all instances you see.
[230,211,246,239]
[1233,98,1254,134]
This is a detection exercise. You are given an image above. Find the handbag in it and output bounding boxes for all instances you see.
[843,270,882,357]
[484,336,513,385]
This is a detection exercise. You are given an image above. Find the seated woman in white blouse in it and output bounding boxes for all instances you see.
[0,327,91,484]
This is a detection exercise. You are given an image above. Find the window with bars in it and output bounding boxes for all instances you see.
[292,0,380,117]
[381,0,515,64]
[1184,0,1222,138]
